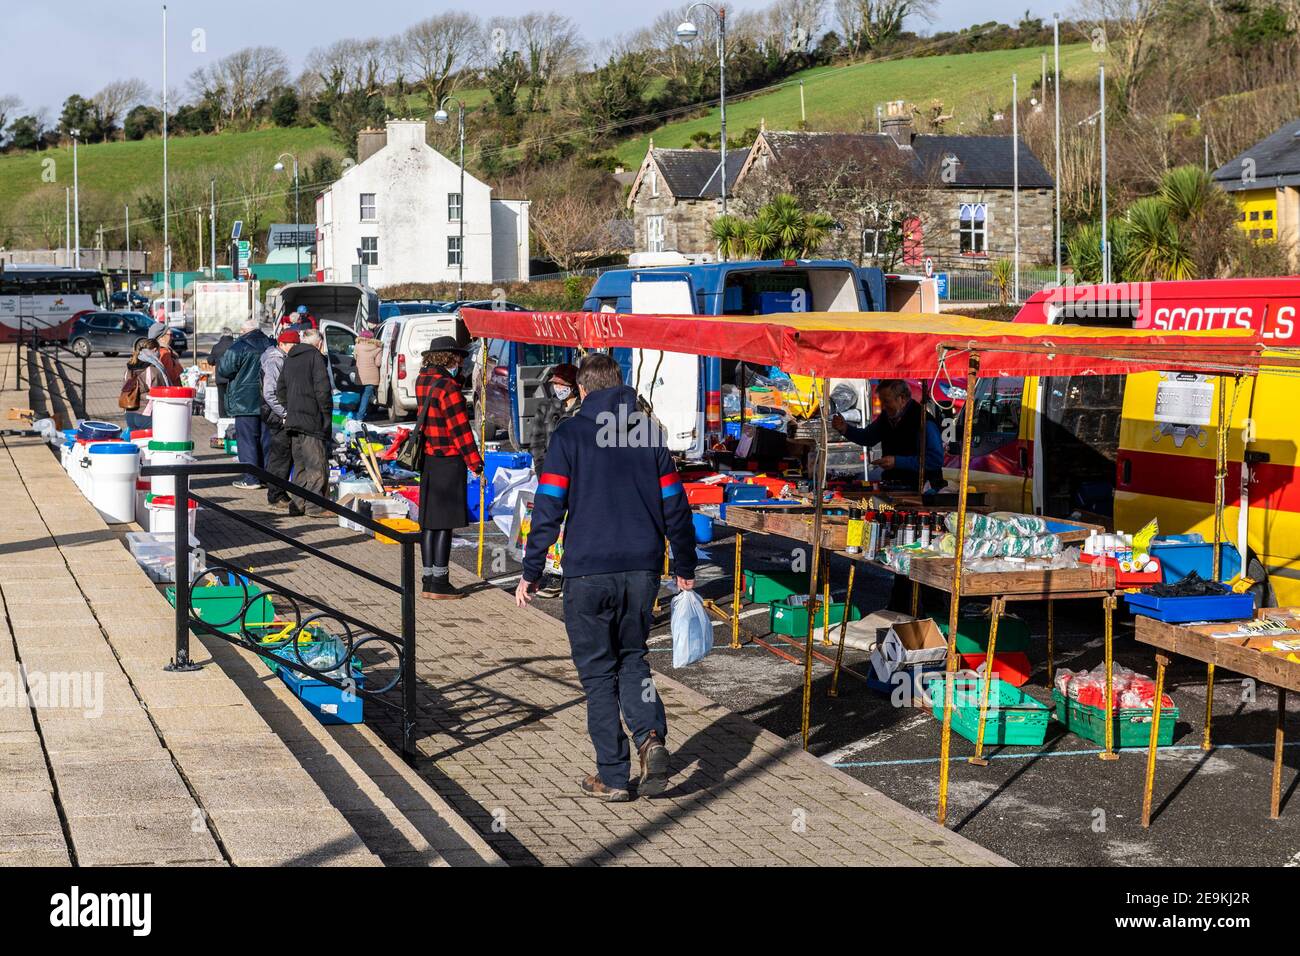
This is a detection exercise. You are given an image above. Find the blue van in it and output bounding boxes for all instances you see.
[483,259,909,452]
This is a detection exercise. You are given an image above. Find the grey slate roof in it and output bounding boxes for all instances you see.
[1213,118,1300,191]
[754,130,1053,189]
[652,148,747,199]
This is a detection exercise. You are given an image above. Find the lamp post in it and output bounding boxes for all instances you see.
[70,128,81,268]
[676,3,728,218]
[434,96,466,299]
[274,153,301,281]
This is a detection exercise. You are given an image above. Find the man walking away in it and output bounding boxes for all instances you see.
[217,318,276,489]
[261,329,297,508]
[276,328,333,516]
[516,353,696,802]
[208,327,236,418]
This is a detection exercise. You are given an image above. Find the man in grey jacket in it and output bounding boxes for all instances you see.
[262,329,297,508]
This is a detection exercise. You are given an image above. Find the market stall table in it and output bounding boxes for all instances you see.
[1134,611,1300,825]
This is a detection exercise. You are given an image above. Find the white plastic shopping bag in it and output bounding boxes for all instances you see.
[671,588,712,668]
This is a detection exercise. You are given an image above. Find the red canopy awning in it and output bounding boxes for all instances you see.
[461,308,1267,378]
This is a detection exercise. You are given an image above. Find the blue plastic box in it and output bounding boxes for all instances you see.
[279,663,365,725]
[1125,590,1254,623]
[723,483,769,504]
[1150,537,1241,583]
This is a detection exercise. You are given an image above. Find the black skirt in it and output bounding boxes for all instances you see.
[418,455,470,530]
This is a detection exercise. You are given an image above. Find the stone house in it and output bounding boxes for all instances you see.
[627,106,1055,269]
[625,142,746,259]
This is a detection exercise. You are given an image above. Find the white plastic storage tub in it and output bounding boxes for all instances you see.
[85,443,140,524]
[147,440,195,497]
[149,386,195,444]
[145,494,199,538]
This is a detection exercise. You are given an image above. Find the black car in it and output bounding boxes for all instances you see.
[110,290,150,311]
[69,311,188,358]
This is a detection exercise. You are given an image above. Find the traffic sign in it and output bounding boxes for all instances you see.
[231,220,243,240]
[924,256,934,277]
[935,273,949,299]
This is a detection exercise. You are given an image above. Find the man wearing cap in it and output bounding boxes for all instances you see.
[261,329,298,508]
[217,318,276,490]
[529,363,580,472]
[276,327,333,516]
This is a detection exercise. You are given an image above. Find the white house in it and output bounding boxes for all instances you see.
[314,119,529,286]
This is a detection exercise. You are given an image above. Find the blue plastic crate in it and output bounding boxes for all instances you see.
[1149,537,1241,583]
[279,663,365,725]
[723,483,770,503]
[1124,591,1254,623]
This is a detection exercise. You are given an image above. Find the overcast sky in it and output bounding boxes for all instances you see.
[3,0,1061,117]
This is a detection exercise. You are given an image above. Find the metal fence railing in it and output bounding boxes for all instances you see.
[940,267,1060,305]
[15,316,90,422]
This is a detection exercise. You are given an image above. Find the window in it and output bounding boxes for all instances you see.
[360,194,376,221]
[1239,211,1248,222]
[1264,228,1275,239]
[448,236,462,267]
[959,203,987,255]
[862,227,883,260]
[448,192,462,222]
[646,215,665,253]
[360,236,378,265]
[650,165,658,198]
[1264,209,1274,220]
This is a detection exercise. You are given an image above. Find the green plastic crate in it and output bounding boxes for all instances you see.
[1052,690,1179,747]
[926,674,1052,746]
[744,570,811,605]
[224,438,238,455]
[769,597,862,636]
[937,614,1031,654]
[166,585,275,635]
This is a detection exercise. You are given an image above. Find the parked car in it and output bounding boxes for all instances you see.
[151,297,187,330]
[69,311,188,358]
[110,290,150,311]
[378,299,449,321]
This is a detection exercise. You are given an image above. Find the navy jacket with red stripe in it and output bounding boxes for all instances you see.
[521,385,696,584]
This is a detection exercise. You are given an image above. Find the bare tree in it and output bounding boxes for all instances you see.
[17,188,67,248]
[0,94,22,140]
[834,0,936,54]
[528,164,625,272]
[403,12,480,110]
[1072,0,1164,111]
[94,79,150,140]
[189,46,289,127]
[516,13,586,110]
[762,0,828,55]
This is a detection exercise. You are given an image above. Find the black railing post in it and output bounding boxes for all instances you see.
[165,470,202,672]
[80,350,87,421]
[15,317,21,389]
[401,537,418,763]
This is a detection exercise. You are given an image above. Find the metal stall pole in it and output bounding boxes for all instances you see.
[969,595,1004,765]
[1046,599,1056,687]
[820,549,833,646]
[800,379,831,750]
[1205,375,1230,750]
[1101,593,1118,760]
[829,561,856,698]
[401,536,419,763]
[730,531,743,649]
[1140,652,1170,827]
[937,352,979,827]
[911,381,929,617]
[653,539,671,615]
[1272,688,1287,819]
[14,317,21,389]
[476,338,489,578]
[164,471,201,672]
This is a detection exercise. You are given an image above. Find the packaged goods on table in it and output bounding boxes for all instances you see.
[937,531,1063,559]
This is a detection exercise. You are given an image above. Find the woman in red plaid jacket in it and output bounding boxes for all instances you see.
[414,337,484,599]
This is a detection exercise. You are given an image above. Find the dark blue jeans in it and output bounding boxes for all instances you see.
[562,570,667,789]
[234,415,271,477]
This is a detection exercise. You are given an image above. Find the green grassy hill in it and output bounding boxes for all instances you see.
[613,43,1097,167]
[0,125,338,212]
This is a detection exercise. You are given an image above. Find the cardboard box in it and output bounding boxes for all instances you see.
[7,407,34,421]
[872,617,949,681]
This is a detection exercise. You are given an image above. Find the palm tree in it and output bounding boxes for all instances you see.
[711,194,835,260]
[1123,196,1195,281]
[990,258,1014,304]
[1158,165,1214,223]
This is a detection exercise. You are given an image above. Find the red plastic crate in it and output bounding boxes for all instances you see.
[684,482,726,505]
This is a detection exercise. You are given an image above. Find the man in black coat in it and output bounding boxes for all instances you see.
[217,319,276,489]
[275,328,333,516]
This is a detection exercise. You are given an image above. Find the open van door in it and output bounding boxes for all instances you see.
[629,272,703,455]
[320,319,359,394]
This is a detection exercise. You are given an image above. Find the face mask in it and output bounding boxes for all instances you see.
[553,385,573,401]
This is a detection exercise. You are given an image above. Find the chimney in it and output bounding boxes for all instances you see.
[357,127,387,164]
[881,100,914,147]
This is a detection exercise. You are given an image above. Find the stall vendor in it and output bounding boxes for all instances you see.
[831,379,945,492]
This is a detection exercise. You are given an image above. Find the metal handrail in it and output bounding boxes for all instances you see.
[140,459,421,761]
[15,315,88,420]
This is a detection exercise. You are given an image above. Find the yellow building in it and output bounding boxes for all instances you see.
[1212,117,1300,264]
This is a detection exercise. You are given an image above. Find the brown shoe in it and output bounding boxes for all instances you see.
[637,732,670,797]
[579,774,631,802]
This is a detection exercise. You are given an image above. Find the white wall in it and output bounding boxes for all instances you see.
[317,119,494,285]
[490,199,531,283]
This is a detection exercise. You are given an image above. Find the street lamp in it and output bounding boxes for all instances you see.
[676,3,728,218]
[434,96,466,300]
[274,153,301,281]
[70,128,81,269]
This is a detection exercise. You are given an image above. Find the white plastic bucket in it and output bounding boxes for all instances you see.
[150,386,195,444]
[147,440,195,497]
[134,479,151,526]
[146,496,198,538]
[86,444,140,524]
[73,439,125,497]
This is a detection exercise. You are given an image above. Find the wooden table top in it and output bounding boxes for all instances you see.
[1134,611,1300,693]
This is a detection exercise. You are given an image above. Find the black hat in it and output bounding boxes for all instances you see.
[425,336,468,356]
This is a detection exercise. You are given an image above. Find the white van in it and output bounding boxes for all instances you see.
[376,312,461,416]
